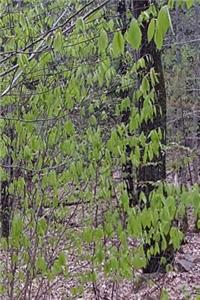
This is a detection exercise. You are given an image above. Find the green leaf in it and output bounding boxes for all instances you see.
[128,214,142,238]
[0,141,7,159]
[95,247,104,263]
[51,253,66,276]
[48,170,57,187]
[60,140,74,156]
[110,256,118,271]
[154,24,163,50]
[36,256,47,274]
[98,29,108,53]
[157,5,170,37]
[161,235,167,251]
[83,228,93,243]
[147,18,155,43]
[132,255,146,269]
[53,30,63,53]
[160,289,169,300]
[18,54,29,70]
[129,113,139,132]
[141,77,150,94]
[197,219,200,230]
[104,222,113,237]
[154,5,173,49]
[58,252,66,266]
[154,242,160,255]
[120,192,129,212]
[0,167,8,181]
[37,218,47,237]
[141,207,152,228]
[12,215,23,238]
[126,18,142,50]
[186,0,193,9]
[170,227,184,250]
[24,145,32,160]
[112,31,124,57]
[64,120,75,136]
[192,190,200,210]
[168,0,174,9]
[76,17,85,31]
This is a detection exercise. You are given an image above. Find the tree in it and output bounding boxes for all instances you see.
[0,0,199,298]
[132,0,167,205]
[132,0,167,272]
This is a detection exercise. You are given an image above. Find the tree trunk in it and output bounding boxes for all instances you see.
[132,0,168,273]
[1,181,10,238]
[132,0,166,200]
[1,119,14,238]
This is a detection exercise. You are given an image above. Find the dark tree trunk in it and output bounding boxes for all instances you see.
[1,181,10,238]
[132,0,166,200]
[1,120,14,238]
[132,0,168,273]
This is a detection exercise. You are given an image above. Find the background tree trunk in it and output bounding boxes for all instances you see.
[1,118,14,238]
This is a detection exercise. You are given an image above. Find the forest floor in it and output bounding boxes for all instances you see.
[1,211,200,299]
[40,225,200,300]
[26,208,200,300]
[1,170,200,299]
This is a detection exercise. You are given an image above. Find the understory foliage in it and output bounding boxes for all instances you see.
[0,0,199,298]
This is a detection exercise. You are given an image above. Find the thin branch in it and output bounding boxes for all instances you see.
[0,0,111,97]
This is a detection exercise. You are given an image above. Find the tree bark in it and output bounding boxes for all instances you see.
[133,0,166,200]
[132,0,168,273]
[1,117,14,238]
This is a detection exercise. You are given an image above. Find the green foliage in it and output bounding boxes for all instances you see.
[0,0,198,298]
[147,18,156,43]
[154,5,172,49]
[160,289,170,300]
[126,18,142,50]
[112,31,124,57]
[98,29,108,54]
[168,0,195,9]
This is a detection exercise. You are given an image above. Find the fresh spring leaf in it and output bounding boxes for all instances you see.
[170,227,184,250]
[37,218,47,237]
[132,255,146,269]
[126,18,142,50]
[112,31,124,57]
[154,23,163,50]
[155,6,172,49]
[18,54,29,70]
[98,29,108,53]
[197,219,200,230]
[186,0,193,9]
[147,18,156,43]
[36,256,47,274]
[53,30,64,53]
[157,5,171,36]
[120,192,129,212]
[12,215,23,238]
[160,289,170,300]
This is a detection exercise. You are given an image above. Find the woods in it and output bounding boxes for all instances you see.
[0,0,200,299]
